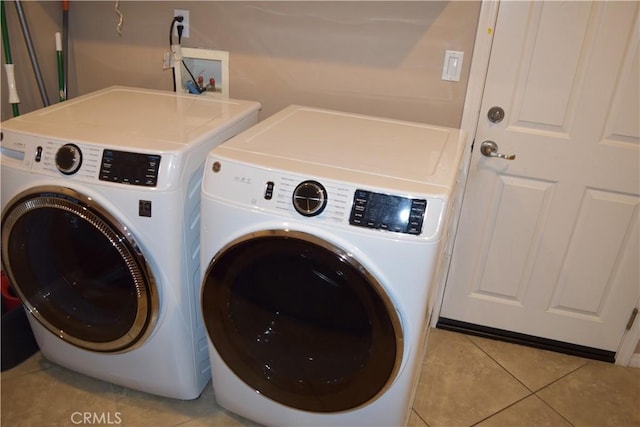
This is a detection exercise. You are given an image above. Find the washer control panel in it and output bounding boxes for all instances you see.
[349,189,427,235]
[99,149,161,187]
[30,140,102,181]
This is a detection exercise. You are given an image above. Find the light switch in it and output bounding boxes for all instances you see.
[442,50,464,82]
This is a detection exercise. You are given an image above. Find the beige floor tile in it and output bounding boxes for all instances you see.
[467,335,589,391]
[476,395,572,427]
[407,409,429,427]
[178,416,257,427]
[113,381,218,426]
[179,407,263,427]
[3,334,638,427]
[412,329,530,427]
[537,361,640,427]
[0,351,53,381]
[1,363,119,426]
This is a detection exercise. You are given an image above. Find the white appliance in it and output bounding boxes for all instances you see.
[199,106,466,425]
[0,86,261,399]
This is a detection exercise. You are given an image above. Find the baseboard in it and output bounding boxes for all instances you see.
[629,353,640,369]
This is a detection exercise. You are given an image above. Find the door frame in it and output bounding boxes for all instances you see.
[433,0,639,367]
[430,0,498,329]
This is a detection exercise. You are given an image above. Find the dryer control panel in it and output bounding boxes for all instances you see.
[349,189,426,235]
[203,156,447,241]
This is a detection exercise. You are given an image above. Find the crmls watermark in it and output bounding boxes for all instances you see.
[70,412,122,425]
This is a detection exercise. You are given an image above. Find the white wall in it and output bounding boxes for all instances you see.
[1,1,480,126]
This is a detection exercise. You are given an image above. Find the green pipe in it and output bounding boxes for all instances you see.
[1,1,12,64]
[1,0,20,116]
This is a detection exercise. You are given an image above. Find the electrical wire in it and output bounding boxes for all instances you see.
[169,16,181,46]
[169,16,181,91]
[169,16,203,94]
[115,1,123,36]
[181,60,203,93]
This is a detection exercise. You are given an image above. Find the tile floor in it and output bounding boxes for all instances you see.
[1,328,639,426]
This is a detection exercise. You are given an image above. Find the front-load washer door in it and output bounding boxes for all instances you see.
[201,230,403,413]
[1,186,158,353]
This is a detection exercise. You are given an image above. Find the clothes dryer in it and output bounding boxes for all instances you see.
[199,106,466,425]
[0,86,260,399]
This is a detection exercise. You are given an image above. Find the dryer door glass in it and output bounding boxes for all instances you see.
[201,231,402,412]
[1,187,157,353]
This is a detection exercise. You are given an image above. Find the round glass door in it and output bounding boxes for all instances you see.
[201,230,403,412]
[1,186,158,353]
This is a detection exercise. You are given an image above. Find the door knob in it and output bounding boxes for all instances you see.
[480,140,516,160]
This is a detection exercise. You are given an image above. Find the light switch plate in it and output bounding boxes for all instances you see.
[442,50,464,82]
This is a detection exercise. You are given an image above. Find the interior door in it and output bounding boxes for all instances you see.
[440,1,639,356]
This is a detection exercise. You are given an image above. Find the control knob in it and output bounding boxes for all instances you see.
[55,144,83,175]
[292,180,327,217]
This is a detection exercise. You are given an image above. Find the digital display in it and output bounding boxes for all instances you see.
[99,150,161,187]
[349,189,426,235]
[364,193,411,232]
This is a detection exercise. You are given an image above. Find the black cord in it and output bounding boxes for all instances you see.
[177,24,184,45]
[169,16,183,91]
[177,25,205,93]
[181,60,203,92]
[169,15,205,94]
[170,16,182,46]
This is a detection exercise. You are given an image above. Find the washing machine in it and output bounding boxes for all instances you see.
[0,86,261,399]
[199,105,466,425]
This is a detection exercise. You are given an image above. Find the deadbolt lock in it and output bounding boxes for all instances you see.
[487,106,505,123]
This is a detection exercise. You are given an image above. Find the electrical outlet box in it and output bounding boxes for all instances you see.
[173,47,229,99]
[173,9,189,39]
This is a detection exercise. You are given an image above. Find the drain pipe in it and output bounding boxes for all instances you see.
[14,0,50,107]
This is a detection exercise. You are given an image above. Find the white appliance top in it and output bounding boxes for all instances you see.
[0,86,261,153]
[214,105,466,196]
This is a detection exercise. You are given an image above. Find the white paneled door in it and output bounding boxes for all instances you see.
[440,2,639,356]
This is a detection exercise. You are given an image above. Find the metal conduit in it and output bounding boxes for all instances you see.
[14,0,50,107]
